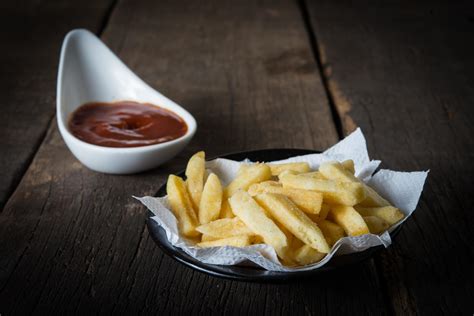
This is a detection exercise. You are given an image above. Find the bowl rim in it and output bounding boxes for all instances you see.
[145,148,402,282]
[56,28,197,153]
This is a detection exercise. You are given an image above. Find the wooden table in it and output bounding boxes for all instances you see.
[1,0,473,314]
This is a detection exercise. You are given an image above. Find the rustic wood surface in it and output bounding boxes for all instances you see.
[306,0,474,314]
[0,0,115,209]
[0,0,472,314]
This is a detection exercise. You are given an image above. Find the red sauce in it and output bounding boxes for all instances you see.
[68,101,187,148]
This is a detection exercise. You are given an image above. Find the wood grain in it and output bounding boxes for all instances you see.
[0,0,116,209]
[0,0,389,314]
[305,0,474,314]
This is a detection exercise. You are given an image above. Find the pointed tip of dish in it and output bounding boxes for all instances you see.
[56,29,197,174]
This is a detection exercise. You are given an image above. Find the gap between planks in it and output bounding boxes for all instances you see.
[2,0,337,215]
[298,1,397,314]
[98,0,120,36]
[297,0,344,139]
[0,0,121,213]
[1,113,54,212]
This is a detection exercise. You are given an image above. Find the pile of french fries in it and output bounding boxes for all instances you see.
[166,151,405,266]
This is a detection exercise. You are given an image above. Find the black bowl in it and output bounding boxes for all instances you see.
[146,149,401,282]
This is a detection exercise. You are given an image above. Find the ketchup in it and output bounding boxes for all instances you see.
[68,101,188,148]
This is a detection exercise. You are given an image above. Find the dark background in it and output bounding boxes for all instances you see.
[1,0,473,314]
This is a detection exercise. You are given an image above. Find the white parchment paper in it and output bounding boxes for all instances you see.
[135,128,428,272]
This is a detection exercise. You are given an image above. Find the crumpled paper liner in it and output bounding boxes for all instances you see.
[135,128,428,272]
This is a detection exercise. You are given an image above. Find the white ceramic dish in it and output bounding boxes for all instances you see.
[56,29,197,174]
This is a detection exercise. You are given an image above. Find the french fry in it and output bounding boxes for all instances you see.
[201,234,219,242]
[328,205,370,236]
[269,162,310,176]
[246,180,281,197]
[279,172,366,206]
[248,180,282,190]
[255,193,330,253]
[318,220,345,246]
[291,237,304,250]
[168,152,403,266]
[355,205,404,225]
[248,182,323,214]
[363,216,391,234]
[319,161,391,207]
[251,235,265,244]
[219,200,235,218]
[229,191,289,258]
[198,173,223,224]
[166,175,200,237]
[185,151,205,209]
[220,164,271,219]
[306,204,332,223]
[202,233,262,244]
[196,217,253,238]
[319,204,331,221]
[293,245,326,265]
[235,163,252,174]
[288,237,309,265]
[341,159,355,174]
[358,186,392,207]
[306,213,319,223]
[225,163,272,197]
[279,169,298,177]
[254,195,296,248]
[301,171,326,179]
[275,220,295,248]
[197,235,251,248]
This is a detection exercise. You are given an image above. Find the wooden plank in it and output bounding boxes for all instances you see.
[305,0,474,314]
[0,0,389,314]
[0,0,115,209]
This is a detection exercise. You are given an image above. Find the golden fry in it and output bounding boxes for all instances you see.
[319,161,391,207]
[301,171,326,179]
[275,220,295,249]
[219,200,235,218]
[290,237,304,250]
[358,185,392,207]
[251,235,265,244]
[248,182,323,214]
[229,191,289,258]
[220,163,271,219]
[328,205,370,236]
[318,220,345,246]
[355,205,404,225]
[306,213,319,223]
[248,181,282,192]
[254,195,296,248]
[255,193,330,253]
[196,217,253,238]
[197,235,251,248]
[269,162,310,176]
[341,159,355,174]
[198,173,223,224]
[201,234,219,242]
[279,172,366,206]
[166,175,200,237]
[293,245,326,265]
[225,163,272,197]
[320,204,331,220]
[202,232,262,244]
[306,204,331,223]
[185,151,205,209]
[363,216,391,234]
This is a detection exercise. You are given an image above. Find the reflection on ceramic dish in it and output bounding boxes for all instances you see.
[56,29,197,174]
